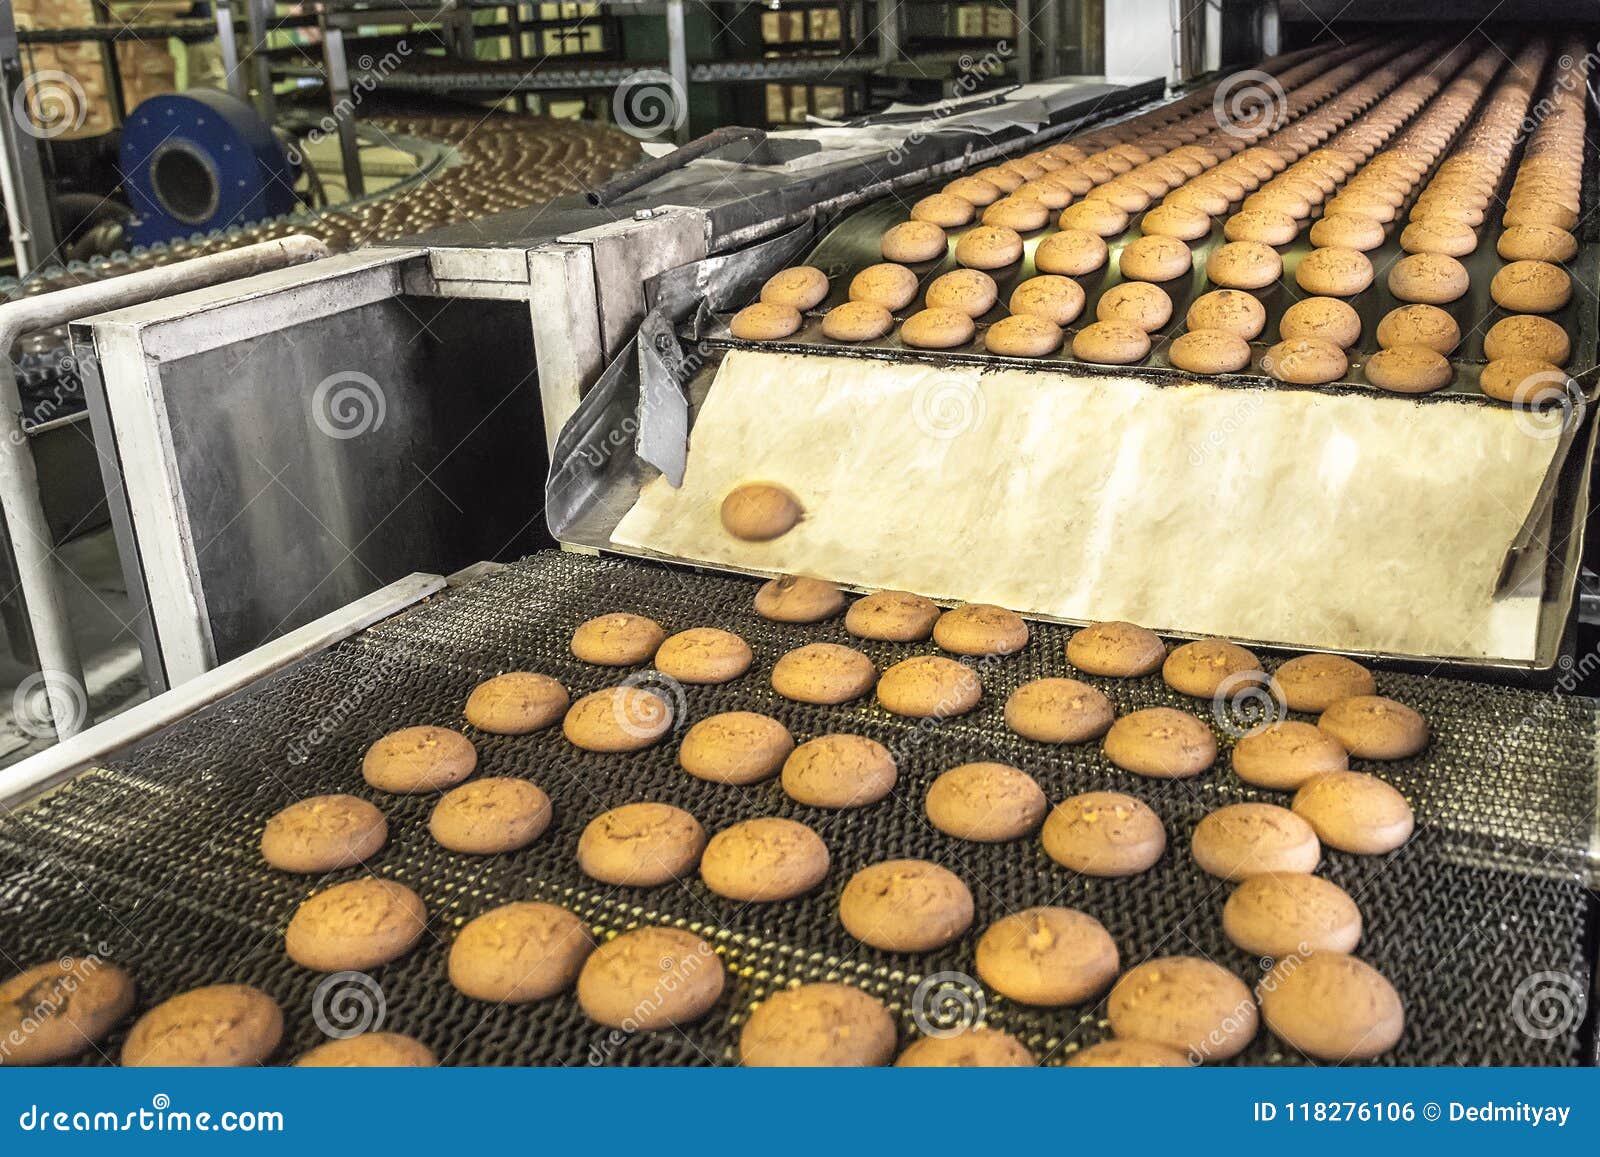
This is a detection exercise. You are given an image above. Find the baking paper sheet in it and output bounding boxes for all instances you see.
[611,350,1559,661]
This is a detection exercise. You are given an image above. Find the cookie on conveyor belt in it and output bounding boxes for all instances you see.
[1399,217,1477,258]
[782,734,897,809]
[955,225,1024,270]
[700,817,829,901]
[740,983,897,1067]
[849,262,920,311]
[1034,228,1109,275]
[1008,275,1086,326]
[1257,953,1403,1062]
[654,627,753,684]
[571,612,666,666]
[729,302,801,341]
[1278,296,1360,348]
[1066,1039,1192,1067]
[1066,620,1164,677]
[1496,224,1578,264]
[448,901,594,1003]
[1483,314,1571,365]
[880,220,948,264]
[760,265,829,310]
[896,1027,1036,1067]
[912,192,976,228]
[845,590,940,642]
[1387,253,1469,305]
[1103,707,1216,779]
[1097,281,1172,332]
[1480,357,1569,405]
[563,686,675,752]
[577,927,725,1030]
[975,907,1119,1006]
[1294,247,1373,297]
[1071,320,1151,364]
[925,762,1047,842]
[1141,203,1212,241]
[362,725,477,794]
[1307,213,1384,251]
[1375,304,1459,355]
[1107,956,1256,1063]
[1169,329,1251,374]
[261,794,388,873]
[840,859,973,952]
[1223,872,1362,957]
[577,802,705,886]
[1185,289,1266,340]
[429,777,551,854]
[1041,790,1166,876]
[285,878,428,972]
[122,984,282,1067]
[0,958,135,1064]
[1317,696,1427,760]
[1292,771,1414,855]
[1205,240,1281,289]
[1190,803,1321,881]
[679,711,794,785]
[464,671,570,734]
[1004,677,1114,743]
[753,575,844,622]
[933,603,1029,656]
[1491,260,1572,313]
[984,314,1064,357]
[945,175,1003,205]
[1226,208,1298,246]
[295,1032,436,1067]
[900,306,976,349]
[1363,345,1452,395]
[1231,720,1348,791]
[721,482,804,541]
[822,301,894,342]
[877,655,982,717]
[1118,234,1192,282]
[1162,638,1263,699]
[1270,653,1375,712]
[771,642,877,705]
[1262,337,1347,384]
[926,268,998,317]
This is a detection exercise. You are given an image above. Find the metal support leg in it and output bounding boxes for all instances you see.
[1261,0,1281,57]
[665,0,690,146]
[246,0,275,122]
[214,1,247,101]
[321,24,366,198]
[1041,0,1061,80]
[1016,0,1033,85]
[0,1,59,273]
[877,0,900,67]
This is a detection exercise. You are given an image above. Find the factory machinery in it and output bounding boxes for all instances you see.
[2,11,1600,1068]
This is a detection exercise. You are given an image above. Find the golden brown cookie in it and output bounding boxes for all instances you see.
[955,225,1024,270]
[571,613,666,665]
[901,306,977,349]
[1119,234,1193,282]
[1497,224,1578,263]
[362,726,477,794]
[1231,720,1348,790]
[926,268,999,317]
[933,603,1029,656]
[1262,337,1347,384]
[1008,275,1086,325]
[760,266,829,310]
[740,983,896,1067]
[1185,289,1267,340]
[654,627,753,684]
[699,817,829,901]
[1375,305,1460,354]
[1103,707,1216,779]
[1483,314,1571,365]
[1170,329,1252,374]
[295,1033,436,1067]
[754,575,845,622]
[1295,247,1373,297]
[849,263,920,311]
[1066,1039,1192,1067]
[1480,357,1571,405]
[944,175,1003,206]
[1107,957,1256,1062]
[1072,320,1152,364]
[1387,253,1469,304]
[1223,873,1362,957]
[0,958,134,1064]
[577,927,724,1030]
[912,193,977,228]
[1363,345,1452,394]
[1292,771,1415,854]
[1004,678,1114,743]
[1279,297,1360,348]
[430,778,551,854]
[897,1028,1036,1067]
[1067,620,1165,676]
[1491,260,1572,313]
[822,301,894,342]
[1270,653,1375,713]
[1307,213,1384,251]
[984,314,1064,357]
[982,196,1051,233]
[877,655,982,718]
[679,711,794,785]
[839,860,974,952]
[845,590,940,642]
[1034,228,1109,275]
[881,220,948,263]
[976,907,1119,1006]
[1318,696,1427,760]
[1257,953,1403,1061]
[261,794,388,873]
[285,878,428,972]
[1226,208,1298,246]
[730,302,802,341]
[122,985,282,1067]
[1097,281,1173,332]
[449,901,594,1003]
[563,686,675,752]
[925,762,1047,842]
[1059,199,1129,237]
[771,642,877,705]
[1205,241,1281,289]
[782,733,897,809]
[1162,638,1264,698]
[578,802,705,886]
[721,482,804,541]
[464,672,570,734]
[1190,803,1321,881]
[1399,217,1477,258]
[1141,203,1213,241]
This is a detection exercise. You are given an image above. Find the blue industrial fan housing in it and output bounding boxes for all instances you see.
[121,88,300,247]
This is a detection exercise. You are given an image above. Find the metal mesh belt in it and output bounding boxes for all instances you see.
[1,551,1594,1066]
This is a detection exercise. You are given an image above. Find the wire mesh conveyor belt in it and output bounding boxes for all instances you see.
[1,552,1594,1066]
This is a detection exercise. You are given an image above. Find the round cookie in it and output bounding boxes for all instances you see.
[1058,200,1129,237]
[295,1032,436,1067]
[754,575,844,622]
[285,878,427,972]
[1279,297,1360,348]
[1107,957,1256,1062]
[1140,203,1212,241]
[975,907,1119,1006]
[926,269,998,317]
[901,307,976,349]
[1205,241,1281,289]
[577,927,725,1030]
[881,220,948,263]
[782,734,897,809]
[760,266,829,310]
[1034,228,1108,275]
[1067,620,1164,676]
[464,672,569,734]
[1097,281,1172,332]
[822,301,894,342]
[679,712,794,784]
[925,762,1047,842]
[729,302,802,341]
[721,482,803,541]
[449,901,594,1002]
[944,175,1003,206]
[1399,217,1477,258]
[897,1028,1036,1067]
[933,603,1029,656]
[982,196,1050,232]
[261,794,388,873]
[1072,320,1151,364]
[849,263,920,311]
[1118,234,1193,282]
[1387,253,1469,304]
[740,983,896,1067]
[845,590,939,642]
[122,985,282,1067]
[571,612,666,665]
[1271,653,1375,712]
[1483,314,1571,365]
[877,655,982,718]
[1497,224,1578,264]
[1232,720,1349,790]
[1292,771,1415,855]
[1262,337,1347,384]
[954,225,1024,270]
[1376,305,1459,354]
[1318,695,1428,759]
[1004,677,1114,743]
[771,642,876,705]
[654,627,753,684]
[1257,953,1403,1061]
[1308,213,1385,251]
[1363,345,1452,394]
[1009,275,1086,326]
[1170,328,1251,374]
[700,817,829,901]
[1481,357,1570,406]
[0,958,135,1064]
[362,726,477,794]
[1190,802,1321,881]
[563,686,674,752]
[577,802,705,886]
[984,314,1064,357]
[1225,209,1298,246]
[1162,638,1263,698]
[1491,260,1571,313]
[839,860,974,952]
[1066,1039,1191,1067]
[1186,289,1266,340]
[912,193,976,228]
[1295,246,1373,297]
[430,777,551,854]
[1103,707,1217,779]
[1224,873,1362,957]
[1041,791,1165,876]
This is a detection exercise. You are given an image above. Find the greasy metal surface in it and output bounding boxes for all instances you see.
[0,552,1592,1066]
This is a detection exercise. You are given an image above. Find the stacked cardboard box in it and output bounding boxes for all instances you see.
[13,0,181,137]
